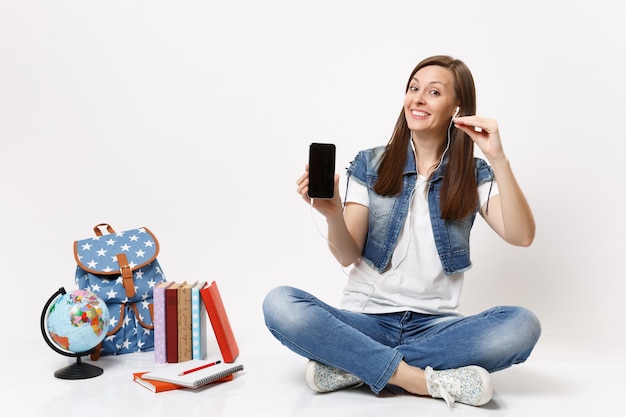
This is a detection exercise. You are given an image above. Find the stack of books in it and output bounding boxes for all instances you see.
[153,280,239,364]
[133,280,242,393]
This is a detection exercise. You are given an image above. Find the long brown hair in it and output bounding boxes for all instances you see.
[373,55,478,220]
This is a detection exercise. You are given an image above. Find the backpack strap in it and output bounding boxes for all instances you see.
[116,253,136,298]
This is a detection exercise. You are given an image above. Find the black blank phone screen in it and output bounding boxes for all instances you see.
[308,143,336,199]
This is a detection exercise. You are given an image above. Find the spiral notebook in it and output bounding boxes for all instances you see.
[142,359,244,389]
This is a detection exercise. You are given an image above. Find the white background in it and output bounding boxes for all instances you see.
[1,0,624,372]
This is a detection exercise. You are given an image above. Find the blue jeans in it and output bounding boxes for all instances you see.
[262,286,541,394]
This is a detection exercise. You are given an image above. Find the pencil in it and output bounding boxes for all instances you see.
[177,360,221,376]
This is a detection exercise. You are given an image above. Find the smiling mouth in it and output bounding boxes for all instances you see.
[411,110,429,117]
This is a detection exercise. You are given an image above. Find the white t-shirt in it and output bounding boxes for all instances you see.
[339,176,499,315]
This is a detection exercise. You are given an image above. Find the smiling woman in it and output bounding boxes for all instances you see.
[263,54,540,409]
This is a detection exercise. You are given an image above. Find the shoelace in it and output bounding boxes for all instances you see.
[429,376,459,409]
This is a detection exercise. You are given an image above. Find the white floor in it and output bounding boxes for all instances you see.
[6,340,624,417]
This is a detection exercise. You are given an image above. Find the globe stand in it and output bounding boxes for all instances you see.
[54,356,104,380]
[40,287,106,380]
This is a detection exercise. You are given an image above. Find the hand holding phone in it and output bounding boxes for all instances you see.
[307,143,336,199]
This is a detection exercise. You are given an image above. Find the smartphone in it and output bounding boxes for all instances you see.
[307,142,336,199]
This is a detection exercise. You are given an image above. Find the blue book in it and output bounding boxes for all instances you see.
[191,281,208,360]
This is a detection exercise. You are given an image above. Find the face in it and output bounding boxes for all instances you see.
[404,65,458,135]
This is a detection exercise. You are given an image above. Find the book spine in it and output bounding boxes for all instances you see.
[191,283,208,360]
[178,283,192,362]
[165,283,179,363]
[153,282,171,363]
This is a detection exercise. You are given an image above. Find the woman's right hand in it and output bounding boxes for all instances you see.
[297,165,368,266]
[296,165,343,219]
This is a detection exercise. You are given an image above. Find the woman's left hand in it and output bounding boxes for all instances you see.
[453,116,506,162]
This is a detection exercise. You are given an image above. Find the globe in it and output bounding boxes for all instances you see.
[41,287,110,379]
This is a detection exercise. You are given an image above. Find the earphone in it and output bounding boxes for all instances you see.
[453,106,460,118]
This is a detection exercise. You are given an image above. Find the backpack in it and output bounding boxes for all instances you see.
[74,223,166,359]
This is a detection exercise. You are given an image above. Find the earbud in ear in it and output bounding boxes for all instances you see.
[453,106,460,118]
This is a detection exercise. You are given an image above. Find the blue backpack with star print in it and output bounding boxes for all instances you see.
[74,223,167,359]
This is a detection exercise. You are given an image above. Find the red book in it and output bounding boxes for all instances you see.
[200,281,239,363]
[165,282,182,363]
[133,372,182,393]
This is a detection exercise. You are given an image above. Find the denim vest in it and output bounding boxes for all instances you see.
[345,144,495,275]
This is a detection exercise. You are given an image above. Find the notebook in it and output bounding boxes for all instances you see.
[141,359,244,389]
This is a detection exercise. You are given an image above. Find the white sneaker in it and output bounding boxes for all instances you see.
[305,360,364,392]
[425,365,493,407]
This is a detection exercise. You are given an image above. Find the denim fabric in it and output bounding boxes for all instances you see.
[345,144,495,275]
[263,286,541,394]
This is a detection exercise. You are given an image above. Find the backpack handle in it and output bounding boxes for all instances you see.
[93,223,115,236]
